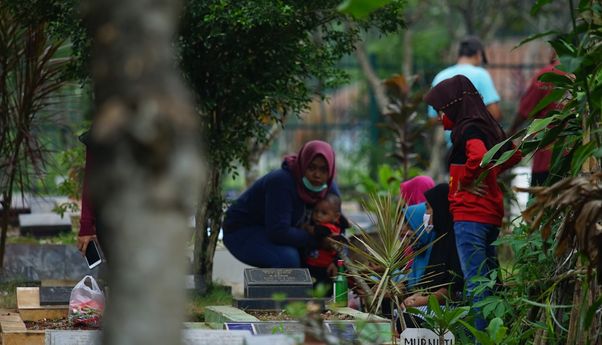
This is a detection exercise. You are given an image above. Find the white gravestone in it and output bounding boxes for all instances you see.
[399,328,455,345]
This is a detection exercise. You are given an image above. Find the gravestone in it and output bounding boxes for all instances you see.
[243,334,296,345]
[0,195,31,226]
[252,321,305,335]
[46,329,251,345]
[399,328,455,345]
[19,213,71,237]
[182,329,251,345]
[244,268,312,298]
[325,321,356,342]
[225,321,358,341]
[234,268,327,310]
[39,286,72,305]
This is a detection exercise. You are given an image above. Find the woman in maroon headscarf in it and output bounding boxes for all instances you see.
[222,140,340,268]
[424,75,522,330]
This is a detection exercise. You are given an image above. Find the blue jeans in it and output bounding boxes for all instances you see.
[223,225,301,268]
[454,221,500,330]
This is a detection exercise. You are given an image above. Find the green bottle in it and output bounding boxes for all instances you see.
[333,259,348,307]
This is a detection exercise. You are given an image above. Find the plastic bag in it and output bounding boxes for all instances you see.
[68,275,105,328]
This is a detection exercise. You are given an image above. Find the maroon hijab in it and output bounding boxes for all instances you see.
[424,75,506,149]
[283,140,336,205]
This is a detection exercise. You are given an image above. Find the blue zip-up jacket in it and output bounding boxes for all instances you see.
[223,167,338,248]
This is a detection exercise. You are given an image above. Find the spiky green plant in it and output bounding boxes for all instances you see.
[343,192,432,320]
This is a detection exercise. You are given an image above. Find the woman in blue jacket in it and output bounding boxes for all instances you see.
[223,140,338,268]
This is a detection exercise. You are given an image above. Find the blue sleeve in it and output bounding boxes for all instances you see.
[264,173,313,248]
[476,70,501,105]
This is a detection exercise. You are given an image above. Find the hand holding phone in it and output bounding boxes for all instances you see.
[85,239,105,269]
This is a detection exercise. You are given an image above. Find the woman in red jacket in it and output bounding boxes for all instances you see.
[424,75,521,330]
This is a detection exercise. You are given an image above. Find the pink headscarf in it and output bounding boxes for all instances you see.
[283,140,336,205]
[400,175,435,206]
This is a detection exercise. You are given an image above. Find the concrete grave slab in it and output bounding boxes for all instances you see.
[45,329,252,345]
[19,213,71,237]
[16,287,68,321]
[45,330,100,345]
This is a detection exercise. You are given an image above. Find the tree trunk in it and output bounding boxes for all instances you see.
[0,198,10,270]
[401,30,413,78]
[193,168,222,294]
[83,0,204,345]
[354,41,388,113]
[426,126,446,182]
[245,124,283,187]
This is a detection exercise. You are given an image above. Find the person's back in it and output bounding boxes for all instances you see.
[431,64,498,106]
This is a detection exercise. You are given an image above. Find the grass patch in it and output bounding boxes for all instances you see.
[7,231,77,245]
[186,284,233,322]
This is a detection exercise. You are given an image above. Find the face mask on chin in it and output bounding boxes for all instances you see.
[302,177,327,193]
[422,213,434,233]
[441,114,455,130]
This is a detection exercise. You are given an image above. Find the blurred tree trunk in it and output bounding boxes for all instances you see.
[83,0,204,344]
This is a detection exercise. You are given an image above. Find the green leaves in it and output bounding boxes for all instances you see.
[570,141,596,175]
[530,0,554,16]
[338,0,393,18]
[558,56,583,74]
[486,318,508,344]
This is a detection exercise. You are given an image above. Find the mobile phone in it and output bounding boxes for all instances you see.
[85,239,104,269]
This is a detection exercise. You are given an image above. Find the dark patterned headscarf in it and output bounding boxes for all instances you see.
[424,75,507,150]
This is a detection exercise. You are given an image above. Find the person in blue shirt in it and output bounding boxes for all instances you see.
[222,140,339,268]
[428,36,502,148]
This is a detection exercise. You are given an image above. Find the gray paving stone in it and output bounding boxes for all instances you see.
[45,329,252,345]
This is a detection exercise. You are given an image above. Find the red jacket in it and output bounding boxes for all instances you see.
[517,61,564,173]
[79,146,96,236]
[449,127,522,226]
[305,223,340,268]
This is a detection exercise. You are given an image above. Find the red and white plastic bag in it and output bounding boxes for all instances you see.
[68,275,105,328]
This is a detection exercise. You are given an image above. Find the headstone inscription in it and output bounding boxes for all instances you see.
[399,328,455,345]
[244,268,312,298]
[40,286,72,305]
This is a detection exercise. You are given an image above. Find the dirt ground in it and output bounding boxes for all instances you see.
[24,319,100,330]
[248,310,355,321]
